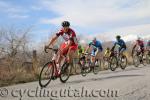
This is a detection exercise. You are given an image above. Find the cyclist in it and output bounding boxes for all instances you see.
[132,37,145,57]
[77,44,86,66]
[78,44,85,57]
[111,35,127,56]
[86,37,103,64]
[45,21,78,76]
[104,47,111,58]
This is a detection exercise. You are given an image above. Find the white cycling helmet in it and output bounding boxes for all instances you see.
[92,37,97,41]
[137,37,141,41]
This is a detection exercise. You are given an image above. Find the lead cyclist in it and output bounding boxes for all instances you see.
[45,21,78,76]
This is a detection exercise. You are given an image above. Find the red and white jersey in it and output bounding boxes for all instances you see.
[56,28,78,45]
[135,40,144,47]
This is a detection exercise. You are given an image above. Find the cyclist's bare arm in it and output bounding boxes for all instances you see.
[47,35,58,47]
[111,44,116,51]
[132,43,137,51]
[132,44,137,55]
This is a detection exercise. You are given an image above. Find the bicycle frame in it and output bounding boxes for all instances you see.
[39,47,72,87]
[81,52,101,68]
[81,53,91,63]
[52,49,70,76]
[51,60,59,77]
[110,51,122,65]
[110,51,118,58]
[45,48,61,77]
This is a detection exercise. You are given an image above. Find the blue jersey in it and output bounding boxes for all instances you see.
[89,40,103,51]
[115,39,126,48]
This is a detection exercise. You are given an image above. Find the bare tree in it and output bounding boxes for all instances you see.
[0,26,32,72]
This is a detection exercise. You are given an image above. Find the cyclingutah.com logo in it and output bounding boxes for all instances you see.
[0,86,119,100]
[0,88,8,97]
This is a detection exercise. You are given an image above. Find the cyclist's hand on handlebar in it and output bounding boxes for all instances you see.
[45,45,49,49]
[44,45,50,53]
[111,48,114,52]
[85,52,89,55]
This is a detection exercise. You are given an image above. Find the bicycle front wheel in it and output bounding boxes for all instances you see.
[39,62,54,87]
[109,56,117,71]
[133,55,140,67]
[93,59,101,74]
[120,55,127,70]
[81,66,87,77]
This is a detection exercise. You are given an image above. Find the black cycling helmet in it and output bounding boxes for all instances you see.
[116,35,121,39]
[62,21,70,27]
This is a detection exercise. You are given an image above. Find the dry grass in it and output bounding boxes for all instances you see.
[0,67,40,87]
[0,52,134,87]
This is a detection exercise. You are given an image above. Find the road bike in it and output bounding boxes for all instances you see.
[109,50,127,71]
[78,53,101,76]
[39,47,72,87]
[132,49,147,67]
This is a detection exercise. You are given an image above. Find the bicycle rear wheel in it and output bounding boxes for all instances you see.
[109,56,117,71]
[39,62,54,87]
[60,62,71,83]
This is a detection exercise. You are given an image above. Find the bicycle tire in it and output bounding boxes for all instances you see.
[60,62,71,83]
[81,66,87,77]
[120,55,127,70]
[109,56,117,71]
[39,62,54,87]
[133,55,140,67]
[93,59,101,74]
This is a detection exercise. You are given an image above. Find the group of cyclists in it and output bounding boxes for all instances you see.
[45,21,150,77]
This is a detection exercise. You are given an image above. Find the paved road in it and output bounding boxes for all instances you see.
[1,65,150,100]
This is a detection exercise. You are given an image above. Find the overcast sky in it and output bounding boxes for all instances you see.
[0,0,150,46]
